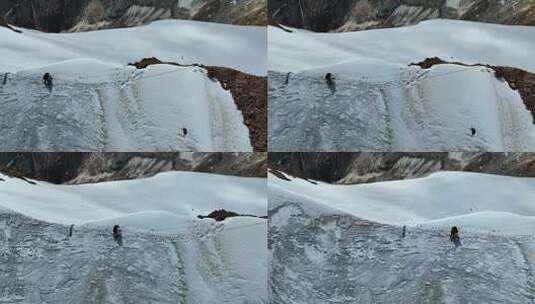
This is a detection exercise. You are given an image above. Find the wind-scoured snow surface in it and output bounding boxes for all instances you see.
[269,172,535,303]
[268,20,535,151]
[0,20,266,151]
[0,172,268,303]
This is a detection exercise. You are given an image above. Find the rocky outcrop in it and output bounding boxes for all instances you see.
[269,152,535,184]
[493,66,535,124]
[4,0,88,32]
[206,67,267,152]
[2,0,266,32]
[0,153,86,184]
[0,15,21,32]
[189,0,266,26]
[269,0,357,32]
[269,0,535,32]
[190,152,267,178]
[197,209,268,221]
[0,152,267,184]
[269,152,357,183]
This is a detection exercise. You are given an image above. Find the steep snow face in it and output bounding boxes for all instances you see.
[269,171,535,235]
[180,217,268,304]
[269,172,535,303]
[0,20,266,151]
[0,211,188,304]
[269,20,535,151]
[269,204,535,304]
[0,172,268,303]
[269,64,535,151]
[1,61,252,151]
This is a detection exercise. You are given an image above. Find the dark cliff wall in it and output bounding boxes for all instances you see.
[2,0,266,32]
[269,153,535,184]
[269,0,535,32]
[0,152,267,184]
[269,0,356,32]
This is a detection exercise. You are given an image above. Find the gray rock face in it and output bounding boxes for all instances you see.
[0,0,17,14]
[269,0,535,32]
[269,152,535,184]
[0,152,267,184]
[2,0,266,32]
[269,0,357,32]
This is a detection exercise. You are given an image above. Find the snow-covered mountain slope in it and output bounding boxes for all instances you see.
[3,20,265,75]
[0,171,266,228]
[0,20,266,151]
[269,172,535,303]
[269,20,534,74]
[0,172,267,303]
[269,171,535,234]
[268,20,535,151]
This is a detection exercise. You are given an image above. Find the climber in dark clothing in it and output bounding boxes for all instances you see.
[450,226,461,247]
[68,224,74,237]
[43,73,53,93]
[182,128,188,137]
[470,128,476,137]
[113,225,123,246]
[325,72,336,94]
[284,72,291,85]
[325,73,334,85]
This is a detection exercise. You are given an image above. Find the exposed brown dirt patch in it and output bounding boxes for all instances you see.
[0,167,36,185]
[409,57,448,69]
[493,66,535,123]
[410,57,535,123]
[129,58,266,151]
[410,57,486,69]
[197,209,267,221]
[128,57,164,69]
[205,66,267,152]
